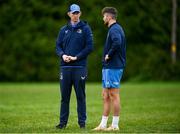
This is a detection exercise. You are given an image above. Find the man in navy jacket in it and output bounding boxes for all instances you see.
[55,4,93,129]
[93,7,126,131]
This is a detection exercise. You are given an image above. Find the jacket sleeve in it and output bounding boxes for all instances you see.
[76,25,93,60]
[107,29,122,58]
[55,28,65,57]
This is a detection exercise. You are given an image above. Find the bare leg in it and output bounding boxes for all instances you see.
[109,88,120,116]
[104,88,120,129]
[102,89,111,116]
[93,89,111,130]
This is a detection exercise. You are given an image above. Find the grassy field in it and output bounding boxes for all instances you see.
[0,82,180,133]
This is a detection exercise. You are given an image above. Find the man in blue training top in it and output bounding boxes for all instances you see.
[93,7,126,131]
[55,4,93,129]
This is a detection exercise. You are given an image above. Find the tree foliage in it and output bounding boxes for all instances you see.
[0,0,179,82]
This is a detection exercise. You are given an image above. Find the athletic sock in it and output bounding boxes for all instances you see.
[112,116,119,128]
[100,116,108,128]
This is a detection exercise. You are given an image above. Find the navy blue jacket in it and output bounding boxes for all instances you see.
[56,21,93,67]
[103,23,126,69]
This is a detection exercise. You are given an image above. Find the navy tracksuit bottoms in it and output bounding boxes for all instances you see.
[59,67,87,126]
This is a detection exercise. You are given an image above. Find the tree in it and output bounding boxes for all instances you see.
[171,0,177,64]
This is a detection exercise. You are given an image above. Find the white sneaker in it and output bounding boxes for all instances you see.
[105,125,119,131]
[92,125,106,131]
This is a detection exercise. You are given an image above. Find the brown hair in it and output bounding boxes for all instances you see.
[102,7,118,19]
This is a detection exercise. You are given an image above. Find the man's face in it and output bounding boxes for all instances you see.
[68,11,81,22]
[103,13,111,26]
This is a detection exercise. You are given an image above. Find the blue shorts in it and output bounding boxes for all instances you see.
[102,69,123,89]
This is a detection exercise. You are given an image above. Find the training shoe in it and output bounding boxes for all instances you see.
[56,124,66,129]
[79,124,85,129]
[105,125,119,131]
[92,125,106,131]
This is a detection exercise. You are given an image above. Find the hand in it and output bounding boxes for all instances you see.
[105,54,110,61]
[62,55,71,63]
[69,56,77,61]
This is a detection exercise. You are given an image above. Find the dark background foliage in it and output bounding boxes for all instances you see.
[0,0,179,82]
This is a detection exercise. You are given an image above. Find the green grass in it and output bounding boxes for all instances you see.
[0,82,180,133]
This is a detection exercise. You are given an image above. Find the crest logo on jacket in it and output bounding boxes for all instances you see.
[65,30,69,34]
[77,29,82,34]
